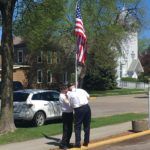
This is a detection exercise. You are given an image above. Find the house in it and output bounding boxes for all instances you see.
[0,37,70,89]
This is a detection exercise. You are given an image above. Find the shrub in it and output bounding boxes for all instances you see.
[121,77,137,82]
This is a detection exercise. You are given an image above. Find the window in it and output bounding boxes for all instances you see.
[32,93,42,100]
[63,72,68,84]
[13,93,29,102]
[32,93,46,100]
[51,92,59,101]
[37,70,43,83]
[31,92,59,101]
[17,50,23,63]
[47,70,52,83]
[37,51,43,63]
[47,51,52,64]
[47,51,58,64]
[52,52,57,64]
[47,92,59,101]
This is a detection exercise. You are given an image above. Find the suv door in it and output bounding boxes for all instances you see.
[32,92,55,117]
[46,91,61,117]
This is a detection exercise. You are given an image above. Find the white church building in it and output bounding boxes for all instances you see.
[116,7,143,81]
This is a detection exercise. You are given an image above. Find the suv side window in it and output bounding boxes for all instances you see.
[32,92,49,101]
[13,92,29,102]
[45,92,59,102]
[32,93,43,100]
[32,92,59,101]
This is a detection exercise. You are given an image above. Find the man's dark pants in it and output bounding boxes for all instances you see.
[74,104,91,146]
[61,112,73,146]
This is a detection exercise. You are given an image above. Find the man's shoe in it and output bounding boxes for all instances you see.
[59,145,68,149]
[74,144,81,148]
[83,143,88,147]
[67,143,74,148]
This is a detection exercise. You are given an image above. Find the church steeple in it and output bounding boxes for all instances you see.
[117,5,138,31]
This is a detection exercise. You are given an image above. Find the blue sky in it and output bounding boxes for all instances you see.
[138,0,150,39]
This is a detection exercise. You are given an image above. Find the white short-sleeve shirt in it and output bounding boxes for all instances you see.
[59,93,73,112]
[67,88,89,108]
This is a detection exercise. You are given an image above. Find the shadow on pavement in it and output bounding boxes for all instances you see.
[134,96,148,99]
[42,133,61,146]
[42,133,61,141]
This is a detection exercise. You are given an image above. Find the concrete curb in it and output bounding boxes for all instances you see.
[70,130,150,150]
[89,97,96,100]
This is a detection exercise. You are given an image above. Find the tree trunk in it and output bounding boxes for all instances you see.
[0,0,16,134]
[78,65,86,88]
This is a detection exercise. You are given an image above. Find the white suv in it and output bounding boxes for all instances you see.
[13,89,62,126]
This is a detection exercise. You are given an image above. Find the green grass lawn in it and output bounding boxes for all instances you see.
[0,113,147,145]
[89,88,146,97]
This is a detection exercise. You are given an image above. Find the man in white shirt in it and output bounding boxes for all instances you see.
[59,85,73,149]
[67,83,91,148]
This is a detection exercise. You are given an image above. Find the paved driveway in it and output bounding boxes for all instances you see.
[89,94,148,118]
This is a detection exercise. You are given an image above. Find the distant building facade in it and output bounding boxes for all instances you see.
[0,37,70,89]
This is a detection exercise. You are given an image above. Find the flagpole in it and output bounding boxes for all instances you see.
[75,53,78,88]
[75,1,78,89]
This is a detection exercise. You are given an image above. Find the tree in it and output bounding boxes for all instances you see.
[0,0,17,134]
[0,0,67,134]
[138,38,150,54]
[140,46,150,77]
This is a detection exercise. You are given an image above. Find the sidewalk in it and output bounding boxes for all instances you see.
[0,122,131,150]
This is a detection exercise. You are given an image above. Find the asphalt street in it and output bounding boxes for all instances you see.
[90,94,148,118]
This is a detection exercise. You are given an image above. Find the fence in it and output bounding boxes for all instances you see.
[117,80,149,89]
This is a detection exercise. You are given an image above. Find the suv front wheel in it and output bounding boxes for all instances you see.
[33,111,46,127]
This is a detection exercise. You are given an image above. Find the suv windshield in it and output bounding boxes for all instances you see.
[13,92,29,102]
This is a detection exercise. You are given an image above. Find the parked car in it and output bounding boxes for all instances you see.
[13,89,62,126]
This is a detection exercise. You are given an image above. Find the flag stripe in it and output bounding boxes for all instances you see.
[75,0,87,64]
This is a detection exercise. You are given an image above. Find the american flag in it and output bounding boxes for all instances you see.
[75,0,87,64]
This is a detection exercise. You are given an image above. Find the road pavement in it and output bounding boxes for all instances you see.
[0,94,149,150]
[90,94,148,118]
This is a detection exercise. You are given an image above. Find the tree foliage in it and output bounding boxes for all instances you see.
[140,45,150,77]
[14,0,67,50]
[138,38,150,54]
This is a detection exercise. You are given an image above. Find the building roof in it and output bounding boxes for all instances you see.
[0,65,30,71]
[0,36,24,46]
[13,36,24,45]
[127,59,144,73]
